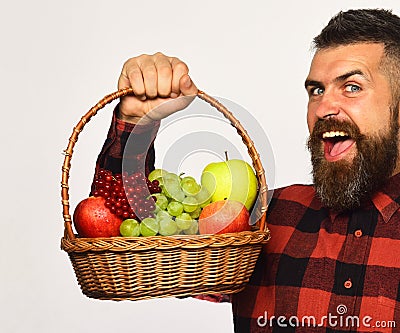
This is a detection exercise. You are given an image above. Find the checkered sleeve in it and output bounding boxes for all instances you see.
[91,104,160,193]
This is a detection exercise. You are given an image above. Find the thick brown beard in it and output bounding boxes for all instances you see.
[307,116,399,212]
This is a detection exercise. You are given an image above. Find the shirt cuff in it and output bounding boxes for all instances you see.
[107,104,160,158]
[115,107,159,135]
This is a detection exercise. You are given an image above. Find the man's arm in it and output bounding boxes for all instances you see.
[91,52,198,187]
[90,104,159,194]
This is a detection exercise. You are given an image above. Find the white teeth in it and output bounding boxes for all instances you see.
[322,131,348,139]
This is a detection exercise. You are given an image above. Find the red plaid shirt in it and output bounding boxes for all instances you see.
[95,108,400,332]
[232,179,400,332]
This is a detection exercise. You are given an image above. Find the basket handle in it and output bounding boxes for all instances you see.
[61,88,268,240]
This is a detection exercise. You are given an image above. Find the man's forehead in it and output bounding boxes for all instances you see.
[312,42,385,57]
[307,43,385,81]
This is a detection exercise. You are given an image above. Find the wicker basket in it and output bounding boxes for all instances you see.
[61,88,270,301]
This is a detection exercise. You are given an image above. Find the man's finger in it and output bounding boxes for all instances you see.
[171,58,189,97]
[141,61,158,99]
[154,53,173,97]
[119,59,146,99]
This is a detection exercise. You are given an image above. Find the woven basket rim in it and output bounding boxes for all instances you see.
[61,229,271,253]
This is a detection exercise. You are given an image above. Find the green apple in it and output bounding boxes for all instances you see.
[200,159,258,210]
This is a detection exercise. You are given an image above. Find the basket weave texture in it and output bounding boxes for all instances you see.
[60,89,270,301]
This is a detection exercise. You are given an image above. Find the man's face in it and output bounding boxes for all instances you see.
[305,43,400,211]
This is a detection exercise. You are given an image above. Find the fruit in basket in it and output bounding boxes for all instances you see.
[151,170,210,235]
[140,217,159,236]
[152,193,169,211]
[180,176,201,196]
[120,218,140,237]
[94,167,204,236]
[92,169,160,221]
[176,213,193,230]
[189,206,202,219]
[148,168,168,182]
[201,159,258,210]
[183,219,199,235]
[182,196,199,212]
[198,200,251,234]
[167,201,184,216]
[194,186,212,208]
[162,173,186,202]
[73,196,123,237]
[158,216,178,236]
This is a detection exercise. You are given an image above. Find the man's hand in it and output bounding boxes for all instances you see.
[117,52,198,124]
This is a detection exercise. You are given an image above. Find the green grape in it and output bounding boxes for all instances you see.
[152,193,169,211]
[120,219,140,237]
[163,172,181,182]
[140,217,159,236]
[180,176,201,196]
[176,213,193,230]
[189,206,202,219]
[148,168,168,182]
[167,201,184,216]
[182,196,199,213]
[159,216,178,236]
[195,186,213,208]
[183,219,199,235]
[162,178,185,202]
[156,209,171,221]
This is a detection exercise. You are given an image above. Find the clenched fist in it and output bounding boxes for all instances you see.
[117,52,198,124]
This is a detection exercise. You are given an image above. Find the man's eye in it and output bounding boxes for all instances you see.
[311,87,324,96]
[344,84,361,93]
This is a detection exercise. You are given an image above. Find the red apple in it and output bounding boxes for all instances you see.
[73,196,123,238]
[198,200,251,234]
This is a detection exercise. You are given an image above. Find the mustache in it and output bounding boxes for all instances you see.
[309,118,364,142]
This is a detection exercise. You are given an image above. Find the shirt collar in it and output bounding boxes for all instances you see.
[370,172,400,223]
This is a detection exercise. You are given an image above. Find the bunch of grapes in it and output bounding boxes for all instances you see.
[120,169,212,237]
[92,169,161,220]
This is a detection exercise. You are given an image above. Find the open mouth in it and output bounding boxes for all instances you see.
[322,130,356,161]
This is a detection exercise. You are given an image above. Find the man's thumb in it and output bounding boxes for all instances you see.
[180,74,198,96]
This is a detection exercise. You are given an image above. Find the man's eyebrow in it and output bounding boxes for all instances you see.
[304,79,321,89]
[333,69,369,83]
[304,69,370,89]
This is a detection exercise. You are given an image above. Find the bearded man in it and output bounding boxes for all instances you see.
[93,8,400,333]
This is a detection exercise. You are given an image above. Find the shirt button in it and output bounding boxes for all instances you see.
[344,279,352,289]
[354,229,363,238]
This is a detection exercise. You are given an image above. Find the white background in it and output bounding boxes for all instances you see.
[2,1,399,332]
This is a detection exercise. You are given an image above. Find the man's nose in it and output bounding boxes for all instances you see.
[314,92,341,119]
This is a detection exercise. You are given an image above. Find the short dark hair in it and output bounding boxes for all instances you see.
[313,9,400,105]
